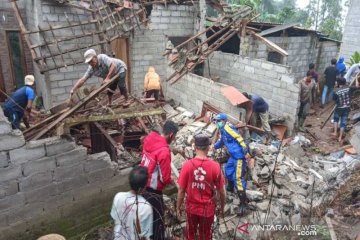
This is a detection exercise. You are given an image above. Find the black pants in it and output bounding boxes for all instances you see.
[146,90,160,100]
[108,71,128,99]
[143,187,165,240]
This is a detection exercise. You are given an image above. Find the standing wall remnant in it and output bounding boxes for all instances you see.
[0,108,131,240]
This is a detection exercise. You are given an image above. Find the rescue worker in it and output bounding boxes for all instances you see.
[70,49,129,105]
[139,120,179,240]
[3,75,36,130]
[177,134,225,240]
[212,113,251,215]
[144,66,161,100]
[298,72,315,132]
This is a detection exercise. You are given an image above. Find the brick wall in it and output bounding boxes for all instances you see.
[0,1,33,97]
[205,52,300,133]
[130,4,196,97]
[340,0,360,61]
[164,68,243,120]
[0,107,131,240]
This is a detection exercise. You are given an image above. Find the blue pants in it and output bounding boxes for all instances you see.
[3,109,21,129]
[224,157,247,192]
[322,85,334,105]
[333,108,350,129]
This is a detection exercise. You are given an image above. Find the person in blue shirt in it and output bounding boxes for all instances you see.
[212,113,251,215]
[243,92,272,144]
[3,75,36,130]
[336,57,346,78]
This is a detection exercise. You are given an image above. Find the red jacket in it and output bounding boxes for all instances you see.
[140,131,173,191]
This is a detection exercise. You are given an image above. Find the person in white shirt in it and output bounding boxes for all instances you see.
[344,63,360,83]
[110,166,153,240]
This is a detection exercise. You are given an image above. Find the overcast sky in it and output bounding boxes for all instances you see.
[296,0,309,9]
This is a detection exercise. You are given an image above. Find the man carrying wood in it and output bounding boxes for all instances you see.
[3,75,36,130]
[177,134,225,240]
[332,77,359,143]
[70,49,129,105]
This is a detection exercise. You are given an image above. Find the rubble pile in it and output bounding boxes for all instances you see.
[162,102,360,239]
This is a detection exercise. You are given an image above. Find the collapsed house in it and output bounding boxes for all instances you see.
[0,0,357,239]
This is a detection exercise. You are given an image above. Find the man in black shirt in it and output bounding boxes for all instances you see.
[322,59,339,106]
[332,77,359,143]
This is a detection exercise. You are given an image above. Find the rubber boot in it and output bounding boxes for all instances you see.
[237,191,248,216]
[226,181,234,193]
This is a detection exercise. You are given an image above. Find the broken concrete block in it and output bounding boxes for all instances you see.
[55,147,87,167]
[0,165,22,182]
[23,156,56,177]
[246,190,264,201]
[0,129,25,151]
[19,171,53,192]
[260,166,270,178]
[181,111,195,118]
[190,121,208,128]
[45,138,76,156]
[9,143,46,165]
[205,123,217,136]
[172,153,186,169]
[175,106,187,112]
[163,104,178,116]
[255,200,270,212]
[184,146,194,159]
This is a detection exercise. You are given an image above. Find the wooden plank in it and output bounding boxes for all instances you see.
[31,73,121,140]
[248,30,288,56]
[64,108,164,125]
[259,22,299,36]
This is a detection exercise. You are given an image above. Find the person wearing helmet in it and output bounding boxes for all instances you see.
[70,49,128,105]
[3,75,36,130]
[212,113,251,215]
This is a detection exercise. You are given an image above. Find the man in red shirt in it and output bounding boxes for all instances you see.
[139,120,179,240]
[177,134,226,240]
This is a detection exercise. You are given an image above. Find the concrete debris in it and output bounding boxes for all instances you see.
[246,190,264,201]
[164,104,360,238]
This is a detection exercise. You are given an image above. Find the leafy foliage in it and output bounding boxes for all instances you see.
[346,51,360,66]
[225,0,344,41]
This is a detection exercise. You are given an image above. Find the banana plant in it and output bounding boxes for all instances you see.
[346,51,360,66]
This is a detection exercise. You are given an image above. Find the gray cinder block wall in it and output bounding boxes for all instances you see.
[24,2,196,108]
[164,68,243,120]
[25,0,105,109]
[0,108,131,240]
[249,36,339,81]
[206,51,300,133]
[340,0,360,61]
[130,4,196,97]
